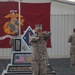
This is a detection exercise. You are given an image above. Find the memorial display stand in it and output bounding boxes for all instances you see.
[2,51,56,75]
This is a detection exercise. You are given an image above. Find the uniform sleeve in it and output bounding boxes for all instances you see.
[68,35,72,43]
[43,32,51,41]
[29,35,39,43]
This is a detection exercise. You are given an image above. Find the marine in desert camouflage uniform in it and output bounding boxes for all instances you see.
[30,24,51,75]
[68,28,75,67]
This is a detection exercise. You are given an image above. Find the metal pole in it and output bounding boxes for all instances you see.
[18,0,21,37]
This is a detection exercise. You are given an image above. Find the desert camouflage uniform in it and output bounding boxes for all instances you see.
[30,32,50,75]
[68,33,75,67]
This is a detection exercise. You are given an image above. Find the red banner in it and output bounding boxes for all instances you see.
[0,2,18,48]
[0,2,51,48]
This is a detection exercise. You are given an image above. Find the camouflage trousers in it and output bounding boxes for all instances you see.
[32,60,47,75]
[70,46,75,67]
[70,53,75,66]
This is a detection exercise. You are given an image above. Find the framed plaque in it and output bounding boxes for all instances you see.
[15,39,21,51]
[12,52,31,65]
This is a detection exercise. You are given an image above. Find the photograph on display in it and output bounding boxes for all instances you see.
[12,53,31,65]
[15,39,21,51]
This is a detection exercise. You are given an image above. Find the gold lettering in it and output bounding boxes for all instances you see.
[9,66,32,71]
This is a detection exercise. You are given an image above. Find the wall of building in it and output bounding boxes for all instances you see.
[49,1,75,58]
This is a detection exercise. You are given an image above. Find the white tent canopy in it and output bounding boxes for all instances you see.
[0,0,51,3]
[0,0,75,5]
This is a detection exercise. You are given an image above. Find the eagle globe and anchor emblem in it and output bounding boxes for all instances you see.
[3,10,25,35]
